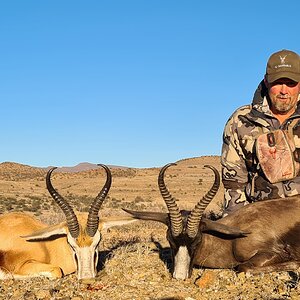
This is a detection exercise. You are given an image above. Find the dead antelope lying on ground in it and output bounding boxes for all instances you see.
[124,163,300,280]
[0,164,135,280]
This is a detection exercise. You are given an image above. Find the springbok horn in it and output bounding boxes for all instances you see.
[186,165,220,238]
[158,163,183,237]
[86,164,112,237]
[46,167,80,238]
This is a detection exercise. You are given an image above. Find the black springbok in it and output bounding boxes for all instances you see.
[124,163,300,279]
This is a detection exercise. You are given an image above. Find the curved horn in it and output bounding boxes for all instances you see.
[46,167,80,238]
[186,165,220,238]
[86,164,112,237]
[158,163,183,237]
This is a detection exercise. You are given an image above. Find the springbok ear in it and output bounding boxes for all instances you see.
[100,216,138,231]
[21,222,68,241]
[122,208,169,226]
[201,218,250,237]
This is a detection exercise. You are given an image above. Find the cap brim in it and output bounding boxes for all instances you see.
[267,72,300,83]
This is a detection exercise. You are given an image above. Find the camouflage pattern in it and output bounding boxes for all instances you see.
[221,81,300,214]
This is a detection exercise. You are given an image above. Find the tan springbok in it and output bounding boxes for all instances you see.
[0,164,136,280]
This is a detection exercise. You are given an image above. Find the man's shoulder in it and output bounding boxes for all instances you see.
[231,104,252,116]
[227,104,252,122]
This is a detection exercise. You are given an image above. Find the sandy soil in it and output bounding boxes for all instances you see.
[0,156,299,299]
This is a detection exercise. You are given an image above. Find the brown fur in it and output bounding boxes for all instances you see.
[76,227,93,247]
[193,196,300,273]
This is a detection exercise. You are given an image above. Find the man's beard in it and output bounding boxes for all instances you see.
[272,100,293,113]
[270,95,294,114]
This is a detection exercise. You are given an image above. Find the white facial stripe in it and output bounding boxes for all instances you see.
[173,246,191,280]
[67,231,101,279]
[76,246,97,279]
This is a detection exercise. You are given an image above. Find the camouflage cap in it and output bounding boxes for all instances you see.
[266,49,300,83]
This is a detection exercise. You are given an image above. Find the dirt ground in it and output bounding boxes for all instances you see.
[0,156,299,299]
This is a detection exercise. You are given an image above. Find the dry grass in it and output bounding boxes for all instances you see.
[1,156,298,299]
[0,156,224,218]
[0,219,298,299]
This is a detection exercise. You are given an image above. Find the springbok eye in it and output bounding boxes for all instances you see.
[73,253,78,266]
[69,244,76,251]
[94,251,98,262]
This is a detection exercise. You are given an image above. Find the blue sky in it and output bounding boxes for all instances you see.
[1,1,299,168]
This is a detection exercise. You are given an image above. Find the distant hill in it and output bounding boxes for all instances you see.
[0,155,223,217]
[0,156,221,179]
[0,161,130,178]
[47,162,129,173]
[0,162,46,180]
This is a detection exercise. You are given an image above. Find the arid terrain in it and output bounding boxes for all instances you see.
[0,156,224,215]
[0,156,299,299]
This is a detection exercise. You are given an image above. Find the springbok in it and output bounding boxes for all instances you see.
[0,164,136,280]
[124,163,300,280]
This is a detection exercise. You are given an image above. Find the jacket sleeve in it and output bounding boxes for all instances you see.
[221,110,250,215]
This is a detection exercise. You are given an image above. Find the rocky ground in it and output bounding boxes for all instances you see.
[1,222,300,300]
[1,156,300,299]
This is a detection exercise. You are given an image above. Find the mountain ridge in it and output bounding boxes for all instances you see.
[0,155,220,173]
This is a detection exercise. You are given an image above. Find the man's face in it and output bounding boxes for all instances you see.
[267,78,300,114]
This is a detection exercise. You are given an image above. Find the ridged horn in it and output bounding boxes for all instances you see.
[158,163,183,237]
[186,165,220,238]
[86,164,112,237]
[46,167,80,238]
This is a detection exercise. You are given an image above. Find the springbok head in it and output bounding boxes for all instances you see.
[124,163,244,279]
[23,164,135,279]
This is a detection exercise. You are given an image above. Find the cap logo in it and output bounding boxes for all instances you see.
[274,54,291,69]
[279,55,287,64]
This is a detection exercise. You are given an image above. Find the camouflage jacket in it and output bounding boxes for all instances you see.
[221,81,300,214]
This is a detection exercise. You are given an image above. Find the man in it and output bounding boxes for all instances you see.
[221,49,300,215]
